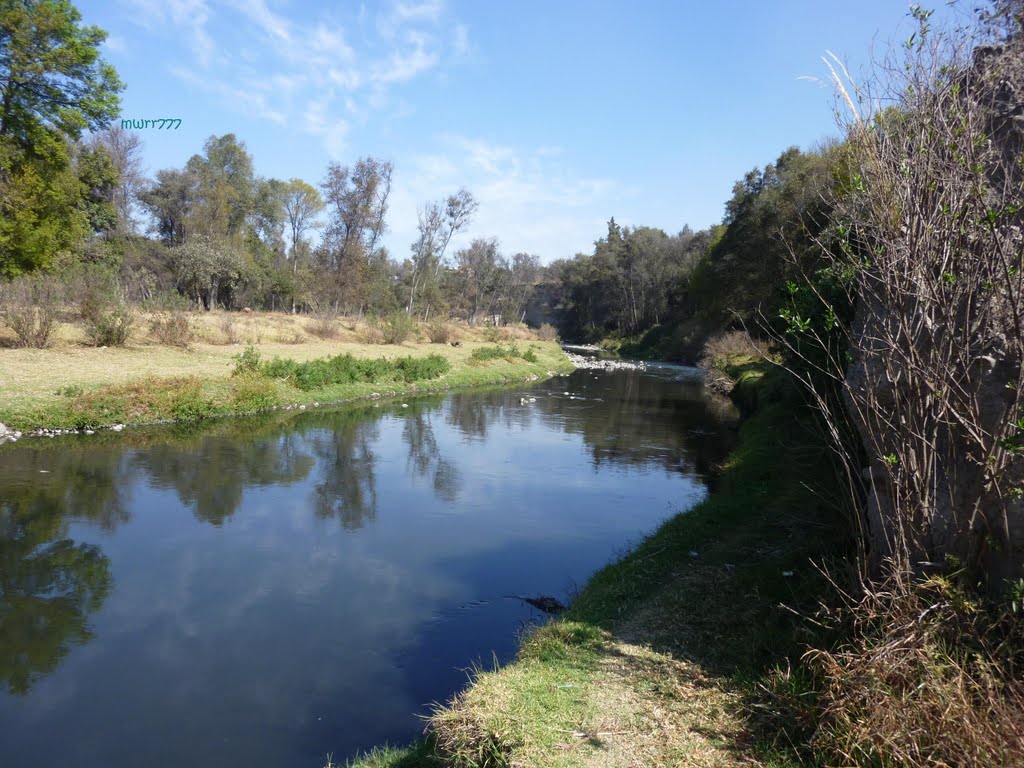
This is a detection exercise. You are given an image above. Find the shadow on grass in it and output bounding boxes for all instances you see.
[347,365,852,767]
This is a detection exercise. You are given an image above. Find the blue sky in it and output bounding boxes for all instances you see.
[80,0,941,262]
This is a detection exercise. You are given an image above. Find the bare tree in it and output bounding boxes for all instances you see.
[90,125,145,234]
[407,187,478,319]
[774,8,1024,581]
[320,157,393,312]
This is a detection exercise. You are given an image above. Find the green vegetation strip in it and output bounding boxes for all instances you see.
[344,362,848,767]
[0,342,572,432]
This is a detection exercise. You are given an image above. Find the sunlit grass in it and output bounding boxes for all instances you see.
[0,311,572,430]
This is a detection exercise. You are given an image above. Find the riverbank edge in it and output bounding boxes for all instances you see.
[340,357,847,767]
[0,341,575,440]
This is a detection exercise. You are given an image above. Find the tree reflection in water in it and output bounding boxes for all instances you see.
[0,451,115,695]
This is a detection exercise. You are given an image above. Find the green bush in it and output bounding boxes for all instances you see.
[256,351,450,391]
[170,385,216,421]
[85,306,134,347]
[468,344,538,364]
[232,344,262,375]
[394,353,450,382]
[231,374,278,411]
[381,311,416,344]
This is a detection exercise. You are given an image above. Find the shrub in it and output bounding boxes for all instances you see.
[536,323,559,342]
[394,353,450,382]
[170,384,216,421]
[482,326,501,343]
[309,309,339,340]
[84,306,134,347]
[231,374,278,412]
[219,313,240,344]
[793,578,1024,768]
[468,344,538,364]
[381,311,416,344]
[232,344,262,376]
[427,319,453,344]
[356,323,385,344]
[700,330,769,372]
[150,311,194,348]
[1,274,62,348]
[56,384,84,398]
[255,351,450,390]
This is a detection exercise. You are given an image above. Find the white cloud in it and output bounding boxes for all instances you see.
[302,98,349,159]
[169,66,289,125]
[385,137,621,263]
[104,34,128,54]
[371,37,439,84]
[392,0,444,23]
[119,0,458,157]
[453,24,471,57]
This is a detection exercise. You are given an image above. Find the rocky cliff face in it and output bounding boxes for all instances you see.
[845,38,1024,582]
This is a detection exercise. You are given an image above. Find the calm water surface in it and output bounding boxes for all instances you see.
[0,364,735,767]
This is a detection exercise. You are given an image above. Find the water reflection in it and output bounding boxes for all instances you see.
[311,410,381,530]
[404,404,461,504]
[0,365,737,767]
[0,453,115,695]
[134,430,317,526]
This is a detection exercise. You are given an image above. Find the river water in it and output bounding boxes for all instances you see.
[0,363,735,767]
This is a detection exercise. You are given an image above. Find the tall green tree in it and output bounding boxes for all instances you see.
[0,0,123,276]
[0,0,122,145]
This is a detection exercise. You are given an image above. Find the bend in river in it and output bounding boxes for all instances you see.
[0,363,736,768]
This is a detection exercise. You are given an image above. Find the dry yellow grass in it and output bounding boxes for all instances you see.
[430,625,745,768]
[0,310,561,421]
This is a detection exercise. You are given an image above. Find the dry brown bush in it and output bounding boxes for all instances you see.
[149,311,194,348]
[0,274,62,348]
[535,323,559,342]
[762,9,1024,764]
[217,313,240,345]
[309,310,339,340]
[803,577,1024,767]
[427,320,453,344]
[356,323,385,345]
[699,330,769,370]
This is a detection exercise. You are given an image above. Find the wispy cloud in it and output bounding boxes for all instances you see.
[371,33,439,83]
[387,136,623,262]
[119,0,458,156]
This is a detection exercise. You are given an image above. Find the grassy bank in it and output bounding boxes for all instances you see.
[0,312,571,432]
[341,360,849,767]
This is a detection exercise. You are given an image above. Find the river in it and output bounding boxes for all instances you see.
[0,362,735,767]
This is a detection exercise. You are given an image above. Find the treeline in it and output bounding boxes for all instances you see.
[4,117,546,325]
[539,144,836,355]
[0,1,544,328]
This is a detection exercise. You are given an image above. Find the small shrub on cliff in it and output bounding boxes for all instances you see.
[536,323,559,342]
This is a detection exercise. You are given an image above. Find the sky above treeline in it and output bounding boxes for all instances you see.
[81,0,952,263]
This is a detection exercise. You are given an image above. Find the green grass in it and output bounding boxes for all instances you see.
[340,361,850,767]
[0,341,572,432]
[244,347,452,390]
[467,344,539,364]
